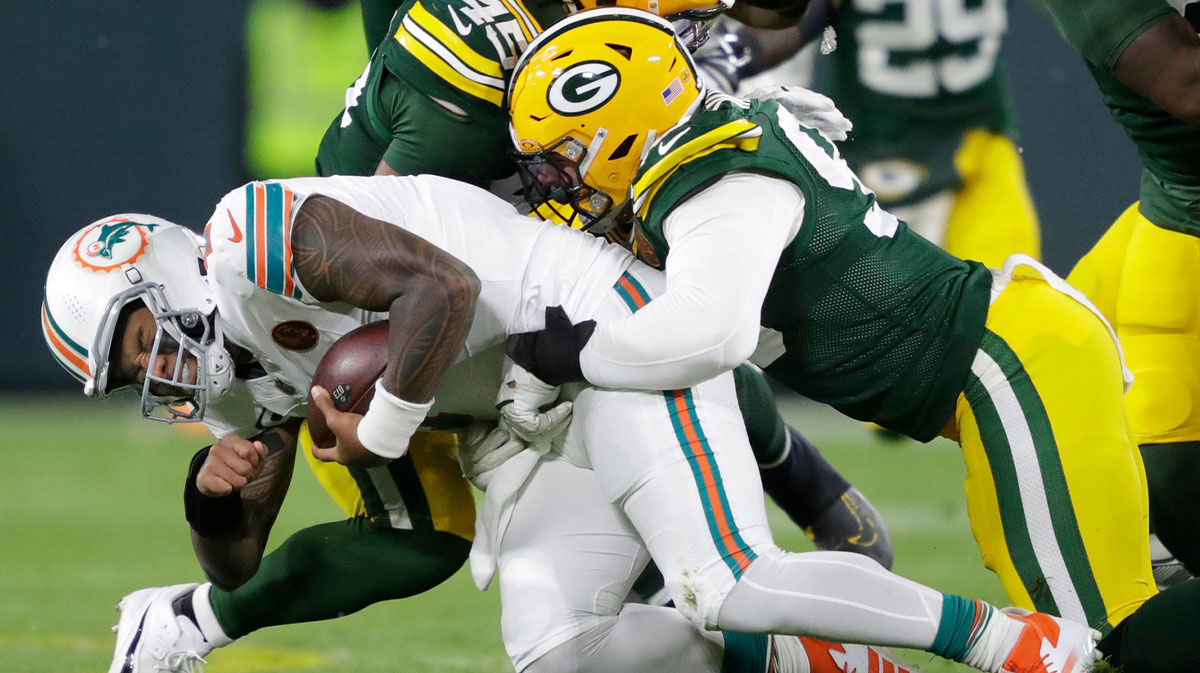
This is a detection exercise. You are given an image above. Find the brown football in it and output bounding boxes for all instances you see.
[306,321,389,449]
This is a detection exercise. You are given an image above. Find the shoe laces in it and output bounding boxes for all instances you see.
[155,651,207,673]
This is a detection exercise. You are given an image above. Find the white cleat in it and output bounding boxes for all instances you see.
[107,583,211,673]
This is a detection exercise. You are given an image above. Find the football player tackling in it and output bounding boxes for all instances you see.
[502,9,1200,672]
[316,0,895,567]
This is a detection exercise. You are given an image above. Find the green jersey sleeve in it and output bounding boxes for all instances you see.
[1036,0,1176,69]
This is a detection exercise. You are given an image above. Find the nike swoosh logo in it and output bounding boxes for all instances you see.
[656,127,689,155]
[447,7,472,36]
[121,609,151,673]
[226,209,243,243]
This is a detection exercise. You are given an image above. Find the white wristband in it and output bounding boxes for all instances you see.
[356,379,434,459]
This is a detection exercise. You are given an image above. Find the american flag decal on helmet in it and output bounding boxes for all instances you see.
[661,77,684,105]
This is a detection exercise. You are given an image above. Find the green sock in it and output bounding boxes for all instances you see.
[732,364,789,466]
[1098,578,1200,673]
[1141,441,1200,574]
[208,518,469,638]
[720,631,771,673]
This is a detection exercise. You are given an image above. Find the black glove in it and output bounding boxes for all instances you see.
[505,306,596,386]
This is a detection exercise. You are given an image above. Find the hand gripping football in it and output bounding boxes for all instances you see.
[306,321,388,448]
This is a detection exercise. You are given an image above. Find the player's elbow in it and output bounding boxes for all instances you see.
[684,320,760,381]
[1164,88,1200,124]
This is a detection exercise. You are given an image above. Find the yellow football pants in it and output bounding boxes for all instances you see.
[298,423,476,542]
[951,269,1153,634]
[1068,204,1200,445]
[894,131,1042,268]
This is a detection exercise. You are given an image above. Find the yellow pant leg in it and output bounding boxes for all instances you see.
[1114,212,1200,444]
[1065,202,1139,326]
[954,274,1153,632]
[299,423,475,541]
[942,131,1042,268]
[299,421,367,518]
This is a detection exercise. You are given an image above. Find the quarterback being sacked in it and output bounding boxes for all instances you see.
[44,210,478,672]
[45,174,1093,673]
[502,10,1200,672]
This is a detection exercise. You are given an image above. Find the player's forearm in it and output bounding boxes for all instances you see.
[381,273,479,403]
[291,194,482,403]
[188,423,299,589]
[580,287,761,389]
[580,175,802,389]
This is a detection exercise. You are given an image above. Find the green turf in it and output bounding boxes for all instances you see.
[0,393,1016,672]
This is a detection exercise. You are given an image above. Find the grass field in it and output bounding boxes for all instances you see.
[0,392,1011,673]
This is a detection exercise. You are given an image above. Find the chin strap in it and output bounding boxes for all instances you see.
[203,315,235,403]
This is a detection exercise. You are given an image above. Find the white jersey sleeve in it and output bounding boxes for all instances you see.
[199,175,630,439]
[578,173,804,390]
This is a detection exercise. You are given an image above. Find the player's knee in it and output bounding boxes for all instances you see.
[660,545,782,630]
[518,618,618,673]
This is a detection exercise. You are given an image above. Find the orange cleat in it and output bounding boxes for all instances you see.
[772,635,921,673]
[1000,612,1098,673]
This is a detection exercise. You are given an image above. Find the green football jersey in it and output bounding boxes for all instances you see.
[1036,0,1200,236]
[631,96,993,441]
[822,0,1017,207]
[316,0,567,182]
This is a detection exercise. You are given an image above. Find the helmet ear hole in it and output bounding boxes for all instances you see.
[607,133,639,161]
[606,43,633,60]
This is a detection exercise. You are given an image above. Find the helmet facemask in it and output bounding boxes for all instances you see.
[515,136,619,234]
[97,283,233,423]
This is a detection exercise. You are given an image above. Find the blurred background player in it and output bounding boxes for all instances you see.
[1038,1,1200,666]
[698,0,1041,269]
[315,0,895,568]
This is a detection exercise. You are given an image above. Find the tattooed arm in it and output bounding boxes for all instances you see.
[189,419,300,589]
[291,195,481,465]
[292,194,481,402]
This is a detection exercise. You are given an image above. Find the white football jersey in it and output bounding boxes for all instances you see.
[199,174,633,438]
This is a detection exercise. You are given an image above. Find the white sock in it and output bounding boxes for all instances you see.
[963,611,1025,672]
[191,583,234,648]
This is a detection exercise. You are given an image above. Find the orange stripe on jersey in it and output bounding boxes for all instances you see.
[254,183,268,288]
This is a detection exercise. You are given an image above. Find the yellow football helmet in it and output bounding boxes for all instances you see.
[508,9,702,232]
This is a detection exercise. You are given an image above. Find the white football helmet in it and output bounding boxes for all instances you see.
[42,214,233,422]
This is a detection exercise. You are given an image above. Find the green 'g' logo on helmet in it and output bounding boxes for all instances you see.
[547,61,621,117]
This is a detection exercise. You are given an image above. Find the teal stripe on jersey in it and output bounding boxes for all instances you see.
[614,271,652,313]
[244,183,257,284]
[664,388,758,579]
[265,183,286,294]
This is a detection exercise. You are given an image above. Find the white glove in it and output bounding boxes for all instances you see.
[746,85,853,142]
[496,361,573,444]
[458,422,527,491]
